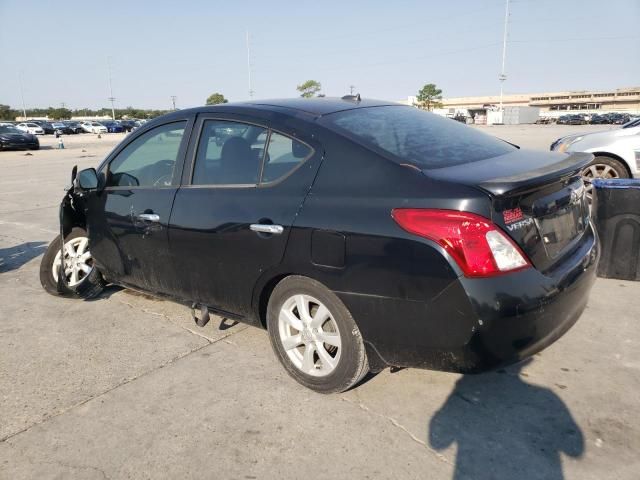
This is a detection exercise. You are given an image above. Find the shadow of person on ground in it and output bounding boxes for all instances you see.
[429,359,584,480]
[0,242,46,273]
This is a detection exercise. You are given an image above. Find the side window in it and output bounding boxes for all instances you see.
[107,122,186,188]
[192,120,267,185]
[261,132,313,183]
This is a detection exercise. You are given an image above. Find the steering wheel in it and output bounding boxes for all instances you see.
[147,160,175,187]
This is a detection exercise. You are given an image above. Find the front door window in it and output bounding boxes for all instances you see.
[107,122,186,188]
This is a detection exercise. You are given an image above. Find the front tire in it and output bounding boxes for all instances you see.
[39,227,105,298]
[267,276,369,393]
[582,156,629,201]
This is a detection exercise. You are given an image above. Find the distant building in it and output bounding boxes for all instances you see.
[405,86,640,119]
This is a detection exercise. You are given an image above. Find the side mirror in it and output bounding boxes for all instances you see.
[75,168,98,192]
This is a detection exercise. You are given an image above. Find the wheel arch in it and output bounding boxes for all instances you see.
[254,272,293,330]
[590,151,633,177]
[252,271,389,372]
[61,194,88,238]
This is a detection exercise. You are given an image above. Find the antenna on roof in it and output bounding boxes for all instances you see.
[342,93,361,102]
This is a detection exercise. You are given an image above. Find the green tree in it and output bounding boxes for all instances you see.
[47,107,72,119]
[296,80,322,98]
[416,83,443,111]
[206,93,228,105]
[0,104,17,120]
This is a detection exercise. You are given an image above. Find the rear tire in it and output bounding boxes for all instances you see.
[39,227,105,298]
[267,276,369,393]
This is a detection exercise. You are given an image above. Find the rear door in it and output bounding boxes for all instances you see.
[87,118,192,293]
[168,114,322,317]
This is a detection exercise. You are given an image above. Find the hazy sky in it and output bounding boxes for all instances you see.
[1,0,638,110]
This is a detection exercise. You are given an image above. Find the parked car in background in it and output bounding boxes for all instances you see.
[101,120,125,133]
[609,113,630,125]
[0,124,39,150]
[28,120,55,134]
[16,122,45,135]
[567,115,588,125]
[551,119,640,200]
[535,117,553,124]
[80,121,108,134]
[51,122,75,135]
[117,120,137,132]
[589,114,608,124]
[62,121,85,134]
[40,98,598,393]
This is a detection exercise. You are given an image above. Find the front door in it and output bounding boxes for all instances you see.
[168,116,321,317]
[86,120,190,294]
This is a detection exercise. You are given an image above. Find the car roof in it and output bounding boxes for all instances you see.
[176,97,401,118]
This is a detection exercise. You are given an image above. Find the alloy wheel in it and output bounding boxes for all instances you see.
[277,294,342,377]
[52,236,94,287]
[582,163,620,201]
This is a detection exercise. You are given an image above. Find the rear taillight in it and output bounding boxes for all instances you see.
[391,209,530,278]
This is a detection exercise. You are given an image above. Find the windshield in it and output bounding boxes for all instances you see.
[0,125,20,133]
[322,105,516,169]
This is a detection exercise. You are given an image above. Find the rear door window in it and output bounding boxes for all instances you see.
[261,132,313,183]
[322,105,516,169]
[192,120,267,185]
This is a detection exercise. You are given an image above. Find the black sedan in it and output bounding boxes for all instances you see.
[51,122,75,135]
[29,120,55,134]
[0,124,39,150]
[118,120,137,132]
[39,98,598,393]
[62,121,85,134]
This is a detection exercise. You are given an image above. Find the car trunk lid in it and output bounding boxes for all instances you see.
[424,149,594,272]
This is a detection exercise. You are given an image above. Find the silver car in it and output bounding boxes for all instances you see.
[551,118,640,199]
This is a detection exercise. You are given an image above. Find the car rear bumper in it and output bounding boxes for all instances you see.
[337,225,599,372]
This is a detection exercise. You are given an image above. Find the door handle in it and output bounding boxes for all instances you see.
[137,213,160,222]
[250,224,284,235]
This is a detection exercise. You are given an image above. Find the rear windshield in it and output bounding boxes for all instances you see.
[322,105,516,169]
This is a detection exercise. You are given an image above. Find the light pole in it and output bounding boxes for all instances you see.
[18,71,27,120]
[246,30,254,98]
[499,0,510,114]
[107,56,116,120]
[170,96,177,111]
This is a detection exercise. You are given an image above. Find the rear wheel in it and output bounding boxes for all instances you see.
[39,227,105,298]
[582,156,629,201]
[267,276,369,393]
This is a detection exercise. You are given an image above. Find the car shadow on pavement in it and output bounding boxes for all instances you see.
[85,284,123,301]
[0,242,46,273]
[428,359,584,480]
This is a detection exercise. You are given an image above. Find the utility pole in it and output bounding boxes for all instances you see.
[349,85,356,95]
[107,56,116,120]
[18,71,27,120]
[170,96,177,111]
[246,30,254,98]
[60,102,66,109]
[499,0,510,114]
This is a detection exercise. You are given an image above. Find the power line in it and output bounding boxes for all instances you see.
[509,35,640,43]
